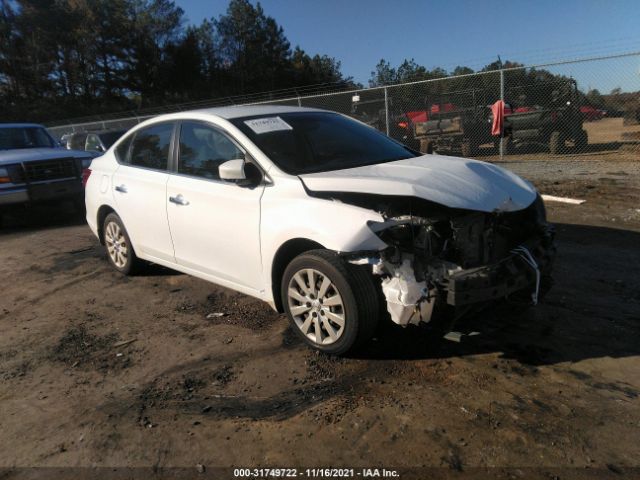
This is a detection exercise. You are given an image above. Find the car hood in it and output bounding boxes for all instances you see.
[0,148,93,166]
[299,154,537,213]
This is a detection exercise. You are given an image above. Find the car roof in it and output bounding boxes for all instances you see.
[0,123,46,128]
[153,105,327,122]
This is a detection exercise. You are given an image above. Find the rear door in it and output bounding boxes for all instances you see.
[166,121,264,291]
[111,122,176,263]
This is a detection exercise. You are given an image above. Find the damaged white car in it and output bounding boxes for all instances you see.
[85,106,555,355]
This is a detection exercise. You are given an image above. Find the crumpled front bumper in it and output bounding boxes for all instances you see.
[445,226,555,307]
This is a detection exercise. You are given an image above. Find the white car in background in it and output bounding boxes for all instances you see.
[84,106,555,355]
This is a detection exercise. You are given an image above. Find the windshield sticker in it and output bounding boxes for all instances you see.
[244,116,293,134]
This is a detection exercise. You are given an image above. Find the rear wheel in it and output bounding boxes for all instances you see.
[103,213,142,275]
[282,249,379,355]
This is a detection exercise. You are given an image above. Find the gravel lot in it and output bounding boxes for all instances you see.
[1,154,639,479]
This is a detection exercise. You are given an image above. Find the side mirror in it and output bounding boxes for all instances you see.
[219,159,246,181]
[95,145,105,152]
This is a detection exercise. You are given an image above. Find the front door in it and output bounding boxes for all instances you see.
[166,121,264,292]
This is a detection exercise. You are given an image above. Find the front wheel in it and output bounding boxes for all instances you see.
[281,249,379,355]
[103,213,142,275]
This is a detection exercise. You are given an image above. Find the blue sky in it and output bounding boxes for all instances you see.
[175,0,640,92]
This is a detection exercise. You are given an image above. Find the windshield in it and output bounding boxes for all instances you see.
[0,126,56,150]
[230,112,417,174]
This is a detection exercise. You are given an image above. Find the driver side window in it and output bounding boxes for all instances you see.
[178,122,244,180]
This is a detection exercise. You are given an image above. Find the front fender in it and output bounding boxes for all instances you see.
[260,176,387,302]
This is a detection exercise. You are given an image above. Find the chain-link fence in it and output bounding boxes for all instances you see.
[47,52,640,162]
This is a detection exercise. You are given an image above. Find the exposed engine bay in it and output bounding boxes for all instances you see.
[317,192,556,326]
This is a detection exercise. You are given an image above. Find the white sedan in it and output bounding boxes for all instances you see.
[85,106,555,354]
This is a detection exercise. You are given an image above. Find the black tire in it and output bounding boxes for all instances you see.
[102,212,142,275]
[549,131,564,155]
[281,249,379,355]
[575,129,588,151]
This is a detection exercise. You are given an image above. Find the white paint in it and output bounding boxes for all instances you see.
[111,164,175,263]
[166,173,264,291]
[300,154,537,213]
[380,259,433,326]
[541,194,586,205]
[218,159,246,180]
[85,106,543,313]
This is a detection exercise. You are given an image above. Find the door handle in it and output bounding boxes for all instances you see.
[115,184,128,193]
[169,194,189,206]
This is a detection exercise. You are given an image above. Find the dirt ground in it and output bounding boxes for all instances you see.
[1,155,640,479]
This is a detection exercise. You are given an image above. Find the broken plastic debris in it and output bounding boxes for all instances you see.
[206,312,226,319]
[444,331,463,343]
[348,257,378,266]
[380,259,433,326]
[349,257,385,275]
[541,194,585,205]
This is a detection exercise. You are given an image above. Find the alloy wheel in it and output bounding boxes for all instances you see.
[287,268,345,345]
[105,221,128,268]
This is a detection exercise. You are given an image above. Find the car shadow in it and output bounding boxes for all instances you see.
[351,222,640,366]
[1,202,182,276]
[0,200,85,235]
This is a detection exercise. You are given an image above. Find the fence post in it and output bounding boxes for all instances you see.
[384,86,390,136]
[499,69,504,160]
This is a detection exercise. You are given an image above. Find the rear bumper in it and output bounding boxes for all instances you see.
[446,226,555,306]
[0,179,83,207]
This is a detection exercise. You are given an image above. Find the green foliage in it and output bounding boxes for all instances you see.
[0,0,353,122]
[369,58,447,87]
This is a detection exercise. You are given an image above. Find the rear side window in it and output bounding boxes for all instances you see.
[128,123,173,170]
[115,135,133,163]
[178,122,244,180]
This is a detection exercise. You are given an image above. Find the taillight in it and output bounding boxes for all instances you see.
[82,168,92,188]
